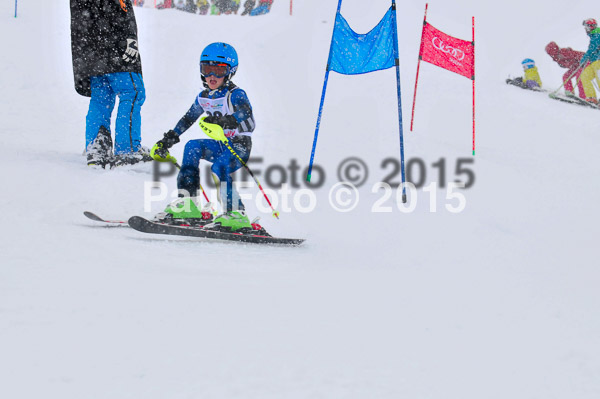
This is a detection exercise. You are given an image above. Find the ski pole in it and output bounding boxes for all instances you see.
[550,63,586,97]
[199,118,280,219]
[572,64,588,87]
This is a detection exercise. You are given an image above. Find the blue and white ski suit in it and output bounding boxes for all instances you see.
[173,82,255,212]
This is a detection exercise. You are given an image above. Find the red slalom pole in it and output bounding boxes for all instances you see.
[290,0,293,15]
[410,3,428,131]
[410,61,422,132]
[223,141,279,219]
[472,16,476,155]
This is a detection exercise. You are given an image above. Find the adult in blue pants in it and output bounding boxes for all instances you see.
[70,0,149,168]
[86,72,145,158]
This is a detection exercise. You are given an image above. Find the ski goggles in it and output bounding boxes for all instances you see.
[201,62,230,78]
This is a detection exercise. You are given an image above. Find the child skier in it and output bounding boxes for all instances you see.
[579,18,600,105]
[545,42,586,99]
[150,42,257,232]
[521,58,542,89]
[506,59,542,90]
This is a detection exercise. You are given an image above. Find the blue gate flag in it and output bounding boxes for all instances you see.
[307,0,406,199]
[329,7,395,75]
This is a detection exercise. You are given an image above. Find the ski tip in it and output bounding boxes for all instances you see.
[127,215,148,229]
[83,211,103,222]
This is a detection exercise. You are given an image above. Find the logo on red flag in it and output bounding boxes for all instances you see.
[419,23,474,79]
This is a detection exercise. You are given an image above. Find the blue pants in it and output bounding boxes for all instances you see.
[250,4,270,15]
[178,137,251,212]
[86,72,146,154]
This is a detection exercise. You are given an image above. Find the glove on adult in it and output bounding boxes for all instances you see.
[122,38,139,63]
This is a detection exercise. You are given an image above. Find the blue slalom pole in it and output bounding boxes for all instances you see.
[15,0,17,17]
[391,0,407,202]
[306,0,344,182]
[306,70,331,182]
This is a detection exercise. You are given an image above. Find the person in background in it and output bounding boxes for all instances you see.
[184,0,197,13]
[521,58,542,89]
[221,0,232,14]
[231,0,241,14]
[70,0,149,168]
[157,0,174,9]
[211,0,220,15]
[250,0,272,15]
[197,0,209,14]
[579,18,600,105]
[545,41,586,99]
[241,0,255,16]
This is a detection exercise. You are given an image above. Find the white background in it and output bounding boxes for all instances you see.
[1,1,599,398]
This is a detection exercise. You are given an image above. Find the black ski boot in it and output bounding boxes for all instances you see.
[112,146,153,167]
[87,126,113,169]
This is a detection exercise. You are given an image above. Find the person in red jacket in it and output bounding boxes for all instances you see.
[545,41,587,99]
[157,0,174,9]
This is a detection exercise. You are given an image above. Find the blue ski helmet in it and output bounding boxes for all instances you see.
[200,42,238,87]
[521,58,535,70]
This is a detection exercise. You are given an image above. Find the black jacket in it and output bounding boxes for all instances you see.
[70,0,142,97]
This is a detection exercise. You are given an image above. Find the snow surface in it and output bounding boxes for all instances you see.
[1,1,600,398]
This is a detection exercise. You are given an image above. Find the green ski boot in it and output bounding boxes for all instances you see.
[154,197,214,226]
[211,210,252,232]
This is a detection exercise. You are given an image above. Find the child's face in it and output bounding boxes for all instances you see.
[206,75,225,90]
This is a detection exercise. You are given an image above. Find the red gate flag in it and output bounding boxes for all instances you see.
[419,22,474,80]
[410,4,476,155]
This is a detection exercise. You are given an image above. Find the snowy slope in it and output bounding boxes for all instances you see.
[1,1,599,398]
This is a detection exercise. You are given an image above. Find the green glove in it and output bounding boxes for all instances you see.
[150,142,178,164]
[151,130,180,163]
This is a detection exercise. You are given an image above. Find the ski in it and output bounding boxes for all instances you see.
[83,211,129,225]
[84,211,214,228]
[549,93,599,109]
[128,216,305,246]
[506,78,599,109]
[505,78,546,93]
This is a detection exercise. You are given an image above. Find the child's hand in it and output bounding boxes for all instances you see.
[158,130,180,149]
[203,115,239,129]
[199,117,228,143]
[150,142,178,165]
